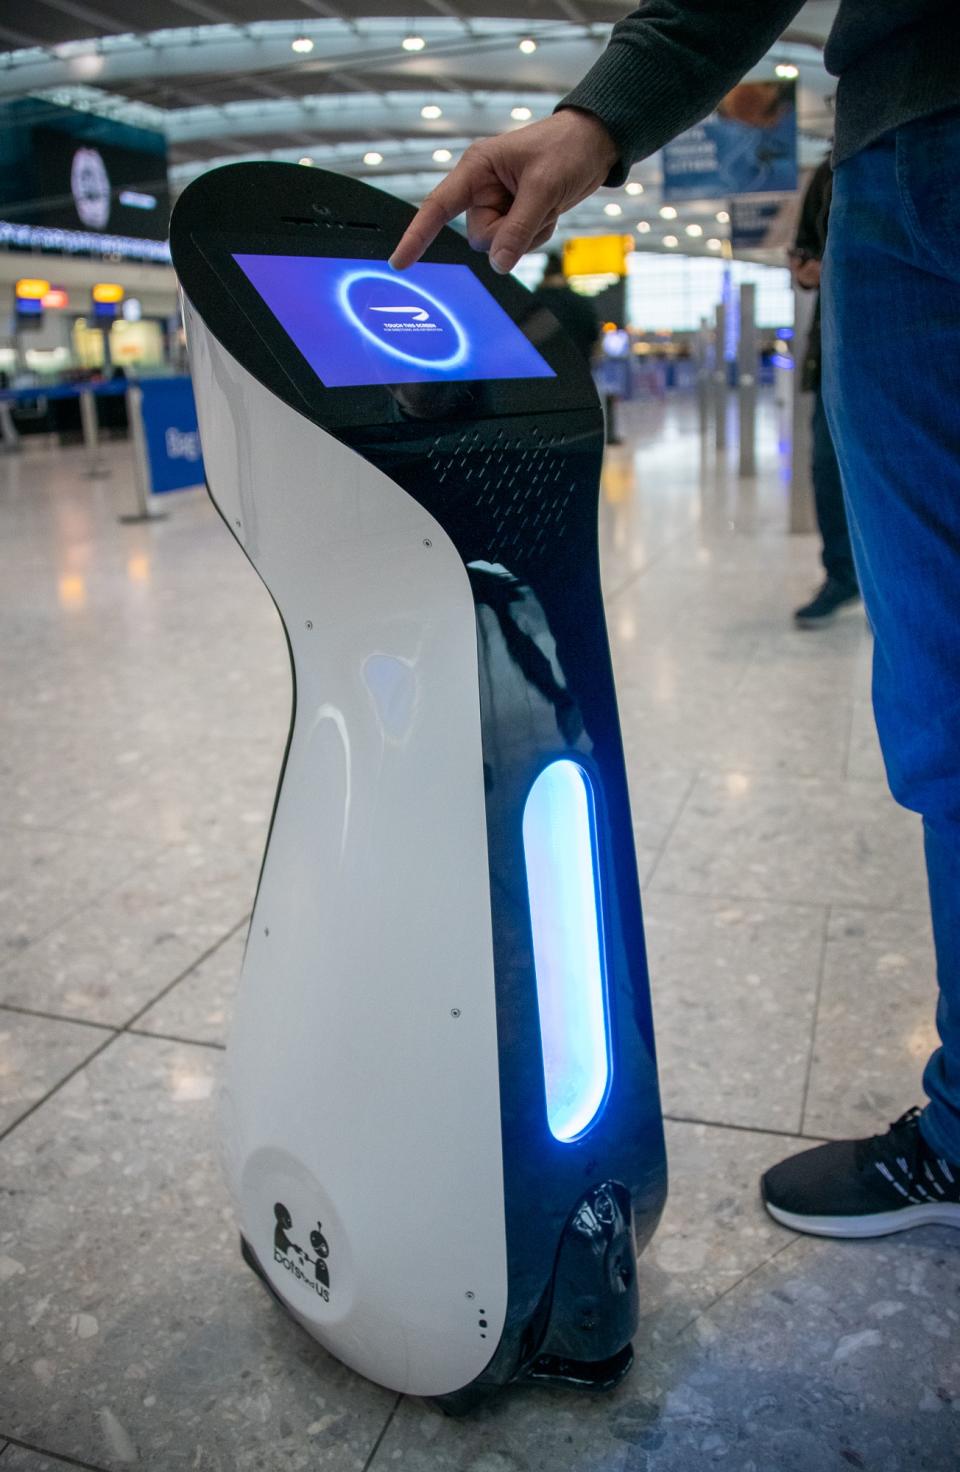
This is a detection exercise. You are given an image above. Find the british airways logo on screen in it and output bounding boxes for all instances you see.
[338,270,468,370]
[368,305,431,324]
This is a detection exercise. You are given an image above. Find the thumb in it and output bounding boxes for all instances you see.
[488,171,559,274]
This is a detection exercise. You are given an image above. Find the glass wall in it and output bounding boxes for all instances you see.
[625,255,793,331]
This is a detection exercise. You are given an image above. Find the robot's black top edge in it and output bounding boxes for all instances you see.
[169,162,601,433]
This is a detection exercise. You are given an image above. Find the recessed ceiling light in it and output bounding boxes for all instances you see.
[716,210,730,223]
[775,63,799,79]
[511,106,532,121]
[685,222,703,237]
[363,151,383,166]
[421,104,442,120]
[291,37,314,54]
[663,235,678,248]
[432,148,452,163]
[625,181,643,196]
[603,202,623,217]
[706,237,722,250]
[659,205,677,219]
[519,38,537,54]
[636,220,651,233]
[298,156,314,166]
[402,35,426,51]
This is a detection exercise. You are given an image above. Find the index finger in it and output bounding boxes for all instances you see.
[389,158,482,269]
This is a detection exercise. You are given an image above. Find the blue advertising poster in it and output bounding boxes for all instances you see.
[232,254,556,388]
[662,80,797,201]
[139,376,204,494]
[730,198,789,249]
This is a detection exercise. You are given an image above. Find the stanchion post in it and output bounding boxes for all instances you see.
[696,314,710,436]
[119,384,167,524]
[0,398,19,453]
[737,283,757,477]
[79,387,110,479]
[713,303,727,452]
[789,283,816,533]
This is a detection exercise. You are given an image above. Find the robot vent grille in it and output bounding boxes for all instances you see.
[423,427,578,568]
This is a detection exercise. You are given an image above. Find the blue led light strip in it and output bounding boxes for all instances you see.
[522,760,611,1142]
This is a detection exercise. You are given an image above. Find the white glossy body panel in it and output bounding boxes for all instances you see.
[183,297,508,1396]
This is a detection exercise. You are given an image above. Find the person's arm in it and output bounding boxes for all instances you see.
[558,0,805,183]
[391,0,805,272]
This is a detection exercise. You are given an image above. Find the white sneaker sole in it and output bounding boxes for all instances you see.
[764,1199,960,1239]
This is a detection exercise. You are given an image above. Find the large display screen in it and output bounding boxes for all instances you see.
[232,254,556,387]
[32,126,171,240]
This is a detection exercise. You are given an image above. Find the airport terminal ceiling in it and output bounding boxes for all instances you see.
[0,1,841,250]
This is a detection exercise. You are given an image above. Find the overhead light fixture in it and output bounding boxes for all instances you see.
[402,35,426,51]
[659,204,677,219]
[298,156,314,167]
[775,63,799,79]
[685,223,703,237]
[663,235,679,248]
[706,237,722,250]
[511,106,532,121]
[603,202,623,217]
[715,210,730,223]
[519,38,537,54]
[363,151,383,166]
[636,221,651,234]
[625,181,643,196]
[421,104,442,119]
[291,36,314,54]
[432,148,452,163]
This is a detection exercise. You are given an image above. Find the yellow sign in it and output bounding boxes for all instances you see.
[563,236,632,279]
[15,278,50,300]
[92,282,124,304]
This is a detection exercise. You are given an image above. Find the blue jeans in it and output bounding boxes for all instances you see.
[823,107,960,1162]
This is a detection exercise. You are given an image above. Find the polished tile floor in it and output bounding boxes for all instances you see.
[1,397,955,1471]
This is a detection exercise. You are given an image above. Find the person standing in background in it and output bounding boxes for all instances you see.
[790,157,860,626]
[531,250,600,363]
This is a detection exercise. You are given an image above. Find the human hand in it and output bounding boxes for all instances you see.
[791,257,822,290]
[389,109,620,274]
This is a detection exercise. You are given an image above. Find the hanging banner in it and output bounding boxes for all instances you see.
[662,80,797,201]
[729,196,800,250]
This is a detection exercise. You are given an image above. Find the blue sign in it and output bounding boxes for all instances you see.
[139,376,204,494]
[662,80,797,202]
[232,254,555,388]
[730,198,785,249]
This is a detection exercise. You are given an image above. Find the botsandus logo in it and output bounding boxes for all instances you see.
[273,1201,331,1302]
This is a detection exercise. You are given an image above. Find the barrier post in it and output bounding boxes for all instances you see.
[713,303,727,452]
[789,282,816,533]
[119,384,167,524]
[696,315,710,436]
[79,387,109,479]
[737,283,757,477]
[0,398,19,453]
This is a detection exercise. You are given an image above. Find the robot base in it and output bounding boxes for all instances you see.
[240,1179,640,1416]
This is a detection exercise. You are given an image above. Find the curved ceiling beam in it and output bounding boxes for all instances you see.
[0,19,600,100]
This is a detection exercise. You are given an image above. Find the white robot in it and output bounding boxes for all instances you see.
[170,163,666,1413]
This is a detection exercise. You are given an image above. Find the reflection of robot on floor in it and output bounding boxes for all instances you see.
[171,161,666,1412]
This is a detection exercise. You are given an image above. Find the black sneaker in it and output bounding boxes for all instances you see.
[794,577,860,625]
[762,1108,960,1238]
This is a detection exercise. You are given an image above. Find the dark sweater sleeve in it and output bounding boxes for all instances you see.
[558,0,808,181]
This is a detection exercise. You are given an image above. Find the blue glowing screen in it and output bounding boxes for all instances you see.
[522,760,611,1142]
[232,254,556,388]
